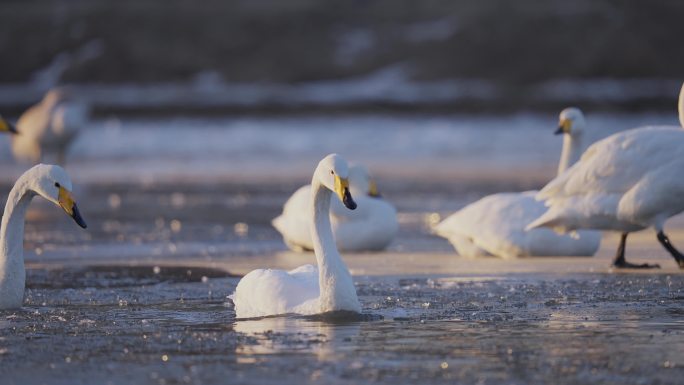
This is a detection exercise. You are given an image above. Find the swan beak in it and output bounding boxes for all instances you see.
[335,176,357,210]
[368,179,382,198]
[556,118,571,135]
[0,118,17,135]
[58,186,88,229]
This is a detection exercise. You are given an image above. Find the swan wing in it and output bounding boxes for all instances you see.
[231,264,319,318]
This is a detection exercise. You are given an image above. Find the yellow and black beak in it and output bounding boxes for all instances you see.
[0,117,18,135]
[58,186,87,228]
[368,179,382,198]
[334,175,357,210]
[555,118,571,135]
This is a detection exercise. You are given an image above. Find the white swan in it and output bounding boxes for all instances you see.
[434,108,601,258]
[0,164,87,309]
[231,154,361,318]
[0,116,18,135]
[527,82,684,269]
[272,164,398,252]
[11,88,89,165]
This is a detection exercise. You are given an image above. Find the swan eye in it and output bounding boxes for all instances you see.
[54,182,60,188]
[330,170,335,175]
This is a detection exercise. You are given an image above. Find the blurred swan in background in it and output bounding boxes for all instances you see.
[11,88,89,165]
[528,82,684,269]
[231,154,361,318]
[0,164,87,309]
[434,108,601,258]
[273,164,398,252]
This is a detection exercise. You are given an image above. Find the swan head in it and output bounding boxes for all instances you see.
[316,154,357,210]
[556,107,586,136]
[0,115,18,135]
[26,164,87,229]
[349,164,381,198]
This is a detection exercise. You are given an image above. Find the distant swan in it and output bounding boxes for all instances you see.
[11,88,89,165]
[273,164,398,252]
[435,108,601,258]
[231,154,361,318]
[0,164,87,309]
[527,82,684,269]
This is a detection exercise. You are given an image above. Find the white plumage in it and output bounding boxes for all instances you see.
[435,108,601,258]
[231,154,361,318]
[0,164,87,309]
[528,83,684,268]
[272,164,398,252]
[12,88,89,165]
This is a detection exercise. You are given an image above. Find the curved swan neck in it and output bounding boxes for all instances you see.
[310,178,343,272]
[0,181,33,262]
[557,131,584,176]
[0,178,34,306]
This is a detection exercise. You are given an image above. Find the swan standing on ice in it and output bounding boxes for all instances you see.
[231,154,361,318]
[0,164,87,309]
[527,83,684,269]
[434,108,601,258]
[273,164,398,252]
[0,116,18,135]
[11,88,89,165]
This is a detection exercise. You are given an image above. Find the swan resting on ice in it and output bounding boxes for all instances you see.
[0,164,87,309]
[527,82,684,269]
[272,164,398,252]
[231,154,361,318]
[434,108,601,258]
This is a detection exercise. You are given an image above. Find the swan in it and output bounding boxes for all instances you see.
[0,164,87,309]
[0,116,18,135]
[231,154,361,318]
[11,88,89,165]
[527,82,684,268]
[434,108,601,258]
[272,164,398,252]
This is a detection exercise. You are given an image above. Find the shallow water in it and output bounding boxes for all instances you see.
[1,266,683,385]
[2,113,684,384]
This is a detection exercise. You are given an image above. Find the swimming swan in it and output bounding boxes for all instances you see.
[434,108,601,258]
[272,164,398,252]
[0,164,87,309]
[527,82,684,268]
[231,154,361,318]
[11,88,89,165]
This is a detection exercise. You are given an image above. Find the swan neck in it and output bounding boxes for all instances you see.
[0,181,32,278]
[311,179,342,272]
[557,131,583,176]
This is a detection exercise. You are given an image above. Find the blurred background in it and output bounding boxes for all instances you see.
[0,0,683,261]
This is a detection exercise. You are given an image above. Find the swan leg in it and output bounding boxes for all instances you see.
[656,231,684,269]
[613,232,660,269]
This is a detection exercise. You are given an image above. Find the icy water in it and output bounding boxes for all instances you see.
[1,267,683,385]
[1,113,684,384]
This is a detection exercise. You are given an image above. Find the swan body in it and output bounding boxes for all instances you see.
[435,191,601,258]
[231,154,361,318]
[12,88,89,165]
[273,164,398,252]
[435,108,601,258]
[528,83,684,268]
[0,164,87,309]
